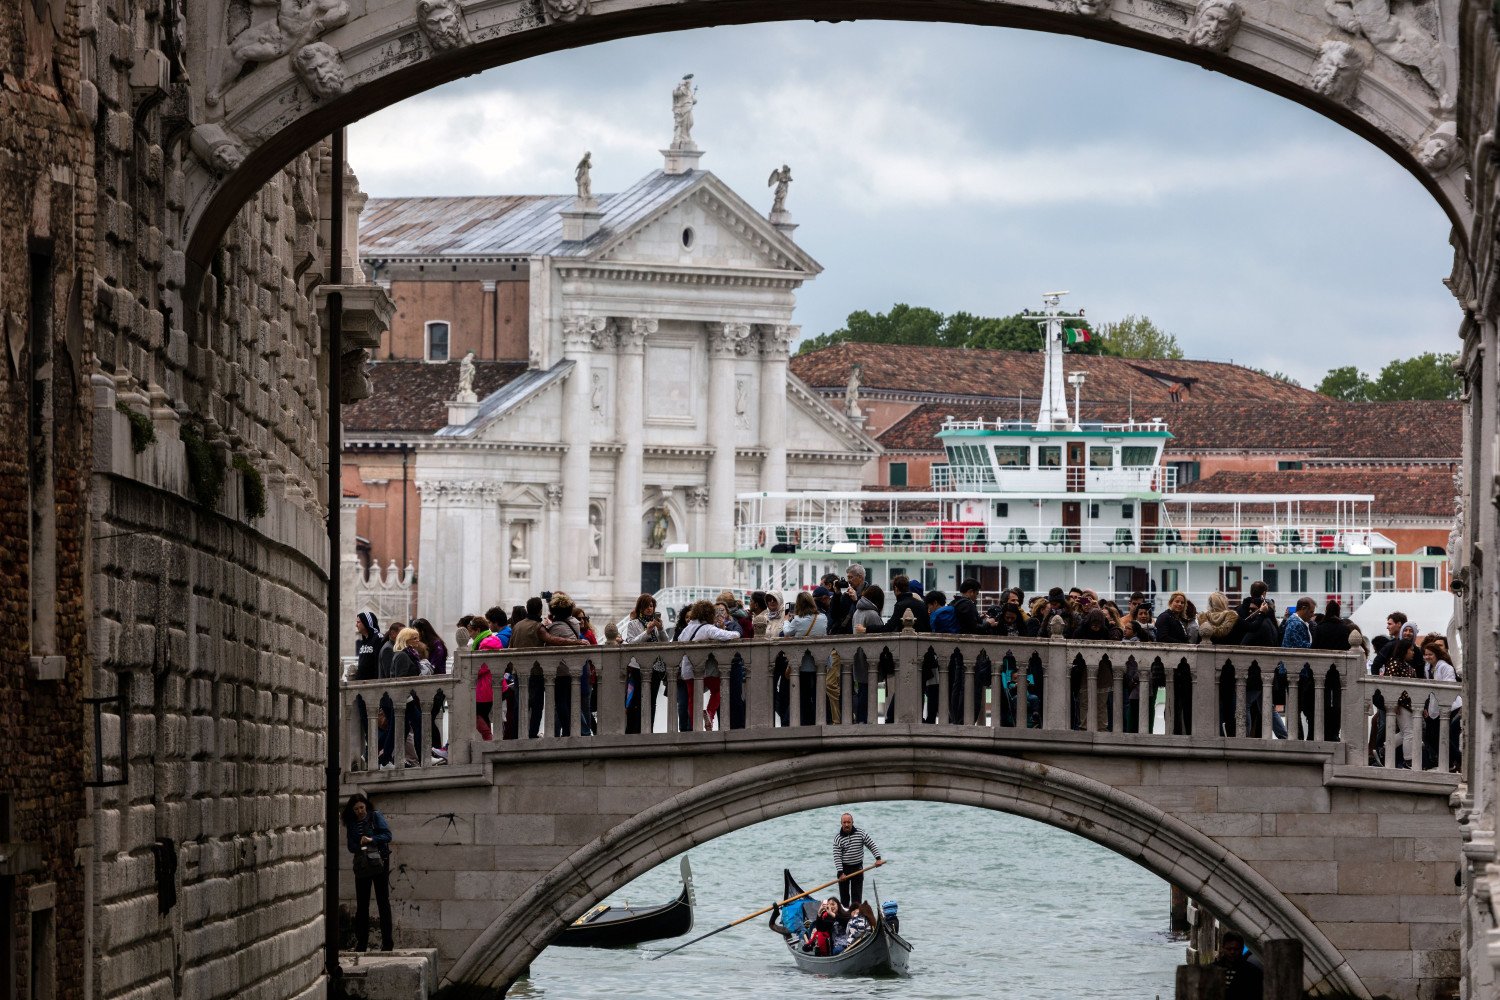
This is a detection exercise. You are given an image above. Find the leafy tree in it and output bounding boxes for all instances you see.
[946,311,1042,351]
[1314,353,1458,402]
[797,304,1113,355]
[1367,352,1459,401]
[1247,367,1303,388]
[1316,366,1368,401]
[1095,314,1183,359]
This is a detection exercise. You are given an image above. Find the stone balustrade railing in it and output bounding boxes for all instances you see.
[338,636,1460,778]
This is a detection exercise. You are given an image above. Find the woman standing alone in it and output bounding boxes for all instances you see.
[343,793,394,951]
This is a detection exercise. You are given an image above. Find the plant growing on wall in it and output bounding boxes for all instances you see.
[180,424,224,509]
[233,454,267,520]
[115,401,156,454]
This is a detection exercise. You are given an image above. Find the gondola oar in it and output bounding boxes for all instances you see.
[649,859,887,960]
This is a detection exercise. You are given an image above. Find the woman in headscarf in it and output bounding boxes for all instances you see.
[1197,592,1239,645]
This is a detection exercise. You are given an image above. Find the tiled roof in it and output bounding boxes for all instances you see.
[344,360,528,434]
[1188,467,1458,518]
[790,343,1323,405]
[875,399,1461,460]
[360,169,703,259]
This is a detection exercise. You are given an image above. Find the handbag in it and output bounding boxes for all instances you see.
[353,845,385,877]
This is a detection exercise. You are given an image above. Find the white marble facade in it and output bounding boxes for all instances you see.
[397,155,878,626]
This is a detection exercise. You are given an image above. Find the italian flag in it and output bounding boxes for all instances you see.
[1064,322,1092,345]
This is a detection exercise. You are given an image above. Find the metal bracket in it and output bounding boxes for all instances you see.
[83,672,130,787]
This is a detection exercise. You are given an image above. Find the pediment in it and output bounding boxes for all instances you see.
[595,177,820,275]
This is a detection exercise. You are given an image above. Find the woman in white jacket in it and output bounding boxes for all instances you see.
[676,600,741,730]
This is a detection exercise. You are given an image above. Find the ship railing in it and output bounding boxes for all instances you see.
[733,522,1380,556]
[940,418,1169,434]
[339,642,1457,781]
[929,466,1176,493]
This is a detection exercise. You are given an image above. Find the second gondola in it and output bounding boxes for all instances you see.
[555,856,696,948]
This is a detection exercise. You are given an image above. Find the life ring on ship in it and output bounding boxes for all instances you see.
[757,529,767,547]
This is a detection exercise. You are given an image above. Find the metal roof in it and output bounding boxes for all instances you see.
[360,169,704,259]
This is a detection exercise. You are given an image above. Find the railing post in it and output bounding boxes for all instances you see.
[815,652,829,726]
[598,648,624,737]
[664,657,680,734]
[1111,663,1125,736]
[1013,655,1030,732]
[1192,651,1217,740]
[961,651,976,726]
[1163,660,1177,737]
[451,656,475,762]
[992,654,1006,732]
[1382,689,1396,769]
[417,695,432,768]
[748,643,773,731]
[895,638,921,725]
[1312,669,1326,743]
[541,663,555,739]
[1084,657,1098,733]
[1285,659,1302,742]
[939,645,954,726]
[1042,644,1069,731]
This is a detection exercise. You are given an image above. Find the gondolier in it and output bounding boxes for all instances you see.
[833,813,882,907]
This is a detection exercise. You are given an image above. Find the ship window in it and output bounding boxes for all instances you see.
[1088,503,1101,519]
[1038,446,1061,468]
[1088,447,1113,468]
[1289,569,1308,592]
[1122,447,1156,467]
[1018,568,1036,592]
[1160,569,1179,591]
[1263,569,1279,593]
[888,463,907,487]
[1325,569,1342,592]
[993,446,1028,468]
[992,502,1009,517]
[1121,503,1134,518]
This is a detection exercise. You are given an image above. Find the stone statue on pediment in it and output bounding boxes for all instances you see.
[575,151,594,204]
[672,75,698,150]
[767,165,793,216]
[457,351,477,401]
[845,363,863,419]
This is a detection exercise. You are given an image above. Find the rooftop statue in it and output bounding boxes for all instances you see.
[672,74,698,150]
[768,164,793,216]
[575,151,594,204]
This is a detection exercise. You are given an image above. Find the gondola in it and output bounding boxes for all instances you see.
[554,856,695,948]
[767,868,911,976]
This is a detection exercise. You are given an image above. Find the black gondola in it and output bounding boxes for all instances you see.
[767,868,911,976]
[554,856,695,948]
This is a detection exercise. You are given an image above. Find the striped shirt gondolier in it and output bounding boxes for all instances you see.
[833,828,881,872]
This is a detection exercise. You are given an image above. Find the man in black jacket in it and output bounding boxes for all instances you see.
[1228,580,1268,645]
[825,565,865,635]
[885,574,929,633]
[355,612,383,681]
[948,580,993,723]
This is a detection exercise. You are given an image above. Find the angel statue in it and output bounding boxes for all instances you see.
[767,164,792,216]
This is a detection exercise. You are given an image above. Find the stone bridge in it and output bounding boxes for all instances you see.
[339,635,1463,999]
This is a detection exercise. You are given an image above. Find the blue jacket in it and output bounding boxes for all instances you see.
[347,809,393,861]
[1281,614,1312,650]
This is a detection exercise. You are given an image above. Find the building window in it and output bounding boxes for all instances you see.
[1422,566,1438,589]
[29,250,56,660]
[888,462,907,487]
[1277,461,1304,471]
[1169,461,1200,485]
[425,321,450,362]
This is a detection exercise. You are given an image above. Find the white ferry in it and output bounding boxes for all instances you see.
[661,294,1449,619]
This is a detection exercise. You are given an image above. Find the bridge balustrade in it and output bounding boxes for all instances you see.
[337,637,1460,779]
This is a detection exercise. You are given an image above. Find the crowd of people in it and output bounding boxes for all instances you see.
[348,566,1460,773]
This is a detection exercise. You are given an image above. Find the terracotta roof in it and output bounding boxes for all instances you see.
[875,400,1461,460]
[790,343,1323,405]
[1188,467,1458,518]
[344,360,528,434]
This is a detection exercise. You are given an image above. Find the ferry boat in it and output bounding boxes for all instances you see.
[660,294,1449,621]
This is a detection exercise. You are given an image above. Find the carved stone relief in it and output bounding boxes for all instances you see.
[293,41,349,100]
[190,124,248,174]
[340,347,372,403]
[417,0,471,52]
[734,377,750,429]
[542,0,591,22]
[1073,0,1112,17]
[1324,0,1449,108]
[1417,120,1461,172]
[212,0,351,105]
[1309,40,1364,102]
[1188,0,1244,52]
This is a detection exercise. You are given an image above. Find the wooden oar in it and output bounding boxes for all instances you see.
[649,860,888,960]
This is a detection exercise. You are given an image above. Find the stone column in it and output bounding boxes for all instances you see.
[705,323,749,555]
[613,318,654,605]
[759,324,796,525]
[544,484,563,593]
[686,487,710,586]
[560,315,604,596]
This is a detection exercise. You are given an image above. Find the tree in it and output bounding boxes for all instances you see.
[1314,353,1458,402]
[1094,314,1183,359]
[1316,366,1368,401]
[945,311,1042,351]
[797,304,1113,355]
[1367,352,1459,401]
[1247,366,1303,387]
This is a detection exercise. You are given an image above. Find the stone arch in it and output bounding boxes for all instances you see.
[443,748,1366,996]
[178,0,1469,308]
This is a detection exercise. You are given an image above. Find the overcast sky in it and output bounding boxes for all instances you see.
[348,19,1458,388]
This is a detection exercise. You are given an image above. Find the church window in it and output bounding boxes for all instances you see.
[426,321,450,362]
[681,227,695,249]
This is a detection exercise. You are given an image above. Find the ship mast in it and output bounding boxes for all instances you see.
[1030,291,1087,431]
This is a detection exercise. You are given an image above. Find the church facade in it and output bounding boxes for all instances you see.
[344,128,879,628]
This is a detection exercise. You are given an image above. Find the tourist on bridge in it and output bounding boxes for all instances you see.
[677,600,744,730]
[1422,643,1461,771]
[1228,581,1269,645]
[623,593,668,734]
[833,812,883,908]
[343,793,395,952]
[779,591,828,725]
[849,584,885,724]
[1213,931,1264,999]
[355,612,383,681]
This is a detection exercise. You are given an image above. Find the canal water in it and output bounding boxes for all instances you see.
[516,801,1184,998]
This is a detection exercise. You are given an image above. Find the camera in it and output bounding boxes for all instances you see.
[832,578,848,591]
[541,590,553,602]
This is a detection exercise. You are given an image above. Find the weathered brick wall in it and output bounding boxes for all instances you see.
[76,2,338,998]
[0,1,94,998]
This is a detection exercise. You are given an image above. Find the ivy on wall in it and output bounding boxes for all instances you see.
[233,454,267,520]
[116,401,156,454]
[181,424,224,509]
